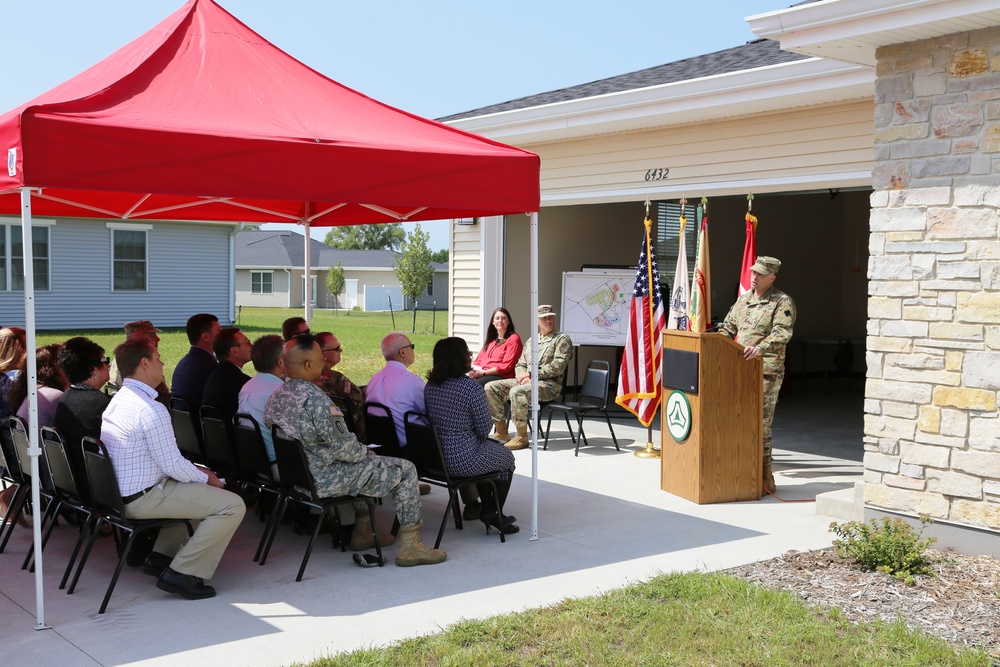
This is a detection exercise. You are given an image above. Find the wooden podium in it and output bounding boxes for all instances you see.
[660,331,763,504]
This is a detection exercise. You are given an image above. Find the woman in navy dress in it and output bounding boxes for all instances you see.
[424,337,518,535]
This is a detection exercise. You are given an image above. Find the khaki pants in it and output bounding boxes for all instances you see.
[125,479,246,580]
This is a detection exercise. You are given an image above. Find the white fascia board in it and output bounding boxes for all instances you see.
[446,57,872,145]
[540,171,873,207]
[748,0,1000,65]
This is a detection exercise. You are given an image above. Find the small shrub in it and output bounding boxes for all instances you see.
[830,515,937,584]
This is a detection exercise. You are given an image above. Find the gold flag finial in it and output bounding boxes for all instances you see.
[747,192,754,212]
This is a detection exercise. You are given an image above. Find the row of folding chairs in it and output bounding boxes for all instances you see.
[169,399,385,582]
[1,416,194,614]
[362,401,507,549]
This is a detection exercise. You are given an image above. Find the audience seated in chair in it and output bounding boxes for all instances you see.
[237,335,285,477]
[171,313,221,417]
[485,304,573,450]
[101,336,245,600]
[10,343,68,429]
[107,320,169,404]
[425,337,518,535]
[202,327,253,419]
[468,307,523,387]
[263,334,446,567]
[313,331,367,443]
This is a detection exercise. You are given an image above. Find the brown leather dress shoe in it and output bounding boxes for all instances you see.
[156,567,216,600]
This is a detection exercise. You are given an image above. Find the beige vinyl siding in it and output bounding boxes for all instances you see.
[451,223,483,345]
[236,269,288,308]
[529,99,874,201]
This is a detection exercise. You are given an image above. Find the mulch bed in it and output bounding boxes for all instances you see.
[725,548,1000,659]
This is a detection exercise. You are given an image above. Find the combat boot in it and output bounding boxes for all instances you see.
[491,420,510,442]
[349,511,395,551]
[504,425,529,451]
[762,461,776,496]
[395,522,447,567]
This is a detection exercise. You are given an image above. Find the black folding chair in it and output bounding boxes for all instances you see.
[362,402,406,458]
[260,428,382,581]
[200,404,240,477]
[0,420,29,553]
[232,412,283,563]
[403,411,505,548]
[36,427,95,584]
[9,416,57,569]
[169,397,206,464]
[545,360,619,455]
[69,437,193,614]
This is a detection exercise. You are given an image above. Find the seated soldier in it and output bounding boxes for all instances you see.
[313,331,366,442]
[263,335,446,567]
[485,305,573,450]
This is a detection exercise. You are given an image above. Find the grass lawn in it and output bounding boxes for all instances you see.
[34,307,451,386]
[300,571,990,667]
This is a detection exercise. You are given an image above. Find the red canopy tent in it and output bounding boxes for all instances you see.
[0,0,538,222]
[1,0,543,628]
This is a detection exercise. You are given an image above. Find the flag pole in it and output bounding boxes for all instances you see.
[634,422,660,459]
[632,199,660,459]
[635,202,661,460]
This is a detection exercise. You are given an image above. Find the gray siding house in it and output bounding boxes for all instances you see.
[235,230,447,312]
[0,216,237,329]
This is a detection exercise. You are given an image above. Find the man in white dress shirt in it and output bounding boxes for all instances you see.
[365,332,431,495]
[101,337,245,600]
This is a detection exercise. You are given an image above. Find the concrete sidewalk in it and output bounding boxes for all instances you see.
[1,397,861,667]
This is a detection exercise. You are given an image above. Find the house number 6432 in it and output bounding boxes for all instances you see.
[644,168,669,181]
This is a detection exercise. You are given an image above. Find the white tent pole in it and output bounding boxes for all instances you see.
[20,187,48,630]
[529,211,539,541]
[303,216,312,323]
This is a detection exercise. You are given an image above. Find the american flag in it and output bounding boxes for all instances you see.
[616,217,667,426]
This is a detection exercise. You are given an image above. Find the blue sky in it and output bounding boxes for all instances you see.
[2,0,787,250]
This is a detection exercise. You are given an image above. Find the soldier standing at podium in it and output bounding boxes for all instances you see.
[718,256,796,495]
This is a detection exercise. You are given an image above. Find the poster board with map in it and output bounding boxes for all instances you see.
[560,271,635,346]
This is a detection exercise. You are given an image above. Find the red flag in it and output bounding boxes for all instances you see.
[689,205,711,332]
[739,212,758,295]
[616,217,667,426]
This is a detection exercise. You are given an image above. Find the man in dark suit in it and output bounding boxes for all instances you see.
[201,328,252,418]
[171,313,220,415]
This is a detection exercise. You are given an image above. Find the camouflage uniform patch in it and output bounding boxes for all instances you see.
[264,378,419,525]
[485,331,573,427]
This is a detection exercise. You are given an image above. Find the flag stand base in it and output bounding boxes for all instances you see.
[634,441,661,459]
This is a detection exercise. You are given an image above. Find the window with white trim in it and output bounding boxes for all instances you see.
[251,271,273,294]
[655,201,697,295]
[3,225,51,291]
[112,229,147,291]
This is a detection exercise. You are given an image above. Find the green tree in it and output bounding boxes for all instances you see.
[326,260,346,310]
[430,248,449,264]
[394,225,435,332]
[324,223,405,251]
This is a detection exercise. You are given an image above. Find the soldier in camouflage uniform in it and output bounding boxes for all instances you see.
[719,256,796,495]
[264,335,446,567]
[314,332,367,442]
[485,305,573,451]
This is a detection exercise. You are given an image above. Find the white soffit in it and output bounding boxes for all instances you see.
[748,0,1000,67]
[444,57,873,145]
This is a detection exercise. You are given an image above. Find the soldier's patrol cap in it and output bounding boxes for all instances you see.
[124,319,162,334]
[537,305,557,318]
[750,256,781,276]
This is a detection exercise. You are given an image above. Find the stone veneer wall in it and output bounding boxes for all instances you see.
[866,26,1000,533]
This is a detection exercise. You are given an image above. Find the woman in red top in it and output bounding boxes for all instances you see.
[469,307,523,387]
